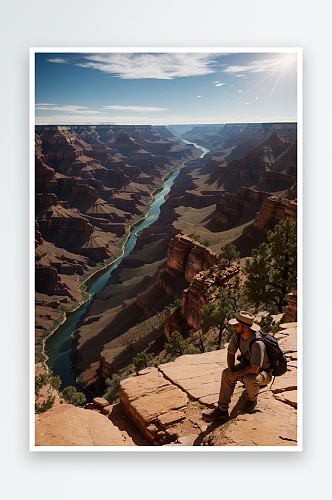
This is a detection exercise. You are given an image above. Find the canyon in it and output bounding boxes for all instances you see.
[34,125,200,362]
[34,122,298,447]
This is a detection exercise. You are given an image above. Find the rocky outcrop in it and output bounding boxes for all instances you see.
[109,130,140,155]
[258,171,296,192]
[272,140,297,175]
[119,367,188,445]
[125,157,158,176]
[208,150,267,193]
[118,322,297,446]
[35,155,57,192]
[165,235,220,283]
[93,222,127,236]
[164,191,223,211]
[220,123,262,150]
[37,206,94,250]
[251,131,288,166]
[245,196,297,235]
[154,126,176,140]
[96,167,131,189]
[181,264,240,331]
[159,236,240,336]
[35,193,59,215]
[36,321,297,447]
[35,403,148,446]
[51,262,84,275]
[214,187,270,229]
[225,123,297,162]
[35,266,74,297]
[71,183,99,200]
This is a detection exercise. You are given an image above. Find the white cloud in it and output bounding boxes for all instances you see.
[74,53,217,80]
[35,104,100,115]
[47,58,67,64]
[213,80,219,84]
[224,65,252,74]
[215,83,225,87]
[197,96,202,98]
[223,57,296,75]
[102,105,167,112]
[256,97,259,99]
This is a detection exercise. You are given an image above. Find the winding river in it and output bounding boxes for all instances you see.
[46,141,209,401]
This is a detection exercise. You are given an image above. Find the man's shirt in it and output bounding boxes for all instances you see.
[228,331,271,370]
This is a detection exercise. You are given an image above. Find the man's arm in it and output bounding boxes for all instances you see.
[233,364,260,377]
[228,363,260,383]
[227,351,236,372]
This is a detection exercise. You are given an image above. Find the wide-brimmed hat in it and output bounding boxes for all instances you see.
[229,311,260,331]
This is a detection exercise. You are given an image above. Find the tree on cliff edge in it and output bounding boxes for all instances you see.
[62,386,86,406]
[244,218,297,313]
[164,331,190,357]
[219,243,240,266]
[200,286,241,348]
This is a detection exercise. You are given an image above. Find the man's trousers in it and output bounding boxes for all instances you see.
[217,363,272,411]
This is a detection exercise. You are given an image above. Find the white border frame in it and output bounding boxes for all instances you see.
[30,47,303,452]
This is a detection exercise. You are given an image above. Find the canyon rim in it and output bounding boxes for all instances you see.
[30,48,302,450]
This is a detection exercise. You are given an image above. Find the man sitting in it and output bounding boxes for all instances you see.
[202,311,272,423]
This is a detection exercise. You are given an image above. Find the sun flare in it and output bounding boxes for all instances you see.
[280,53,297,70]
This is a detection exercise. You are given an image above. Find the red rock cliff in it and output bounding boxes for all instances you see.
[165,235,220,283]
[181,264,240,332]
[214,187,270,229]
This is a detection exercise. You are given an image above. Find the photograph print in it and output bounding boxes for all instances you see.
[32,48,300,449]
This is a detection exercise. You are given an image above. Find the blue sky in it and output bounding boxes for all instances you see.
[35,51,298,125]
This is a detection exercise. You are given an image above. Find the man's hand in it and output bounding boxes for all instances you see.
[228,371,238,384]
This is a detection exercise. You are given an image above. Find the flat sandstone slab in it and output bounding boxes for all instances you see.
[157,410,186,428]
[159,350,227,402]
[119,367,188,443]
[35,404,132,446]
[271,368,297,393]
[274,390,297,408]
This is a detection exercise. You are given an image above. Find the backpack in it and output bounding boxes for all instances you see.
[236,331,287,377]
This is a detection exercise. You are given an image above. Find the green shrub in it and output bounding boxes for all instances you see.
[103,374,125,404]
[61,386,86,406]
[133,352,154,374]
[164,331,190,357]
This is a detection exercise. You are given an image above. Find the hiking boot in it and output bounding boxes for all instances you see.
[243,398,257,413]
[202,407,229,422]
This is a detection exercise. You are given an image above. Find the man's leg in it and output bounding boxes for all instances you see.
[202,364,244,421]
[242,371,272,412]
[217,367,237,411]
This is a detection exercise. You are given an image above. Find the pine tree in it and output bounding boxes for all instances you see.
[219,242,240,266]
[244,218,297,313]
[200,288,238,348]
[103,374,125,404]
[164,331,189,356]
[189,329,207,353]
[132,352,153,374]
